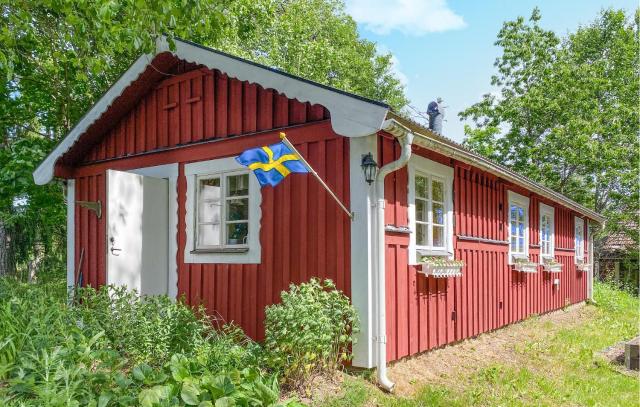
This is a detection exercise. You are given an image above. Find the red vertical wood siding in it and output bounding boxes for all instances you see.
[83,68,329,163]
[71,68,345,341]
[68,64,590,360]
[380,133,588,362]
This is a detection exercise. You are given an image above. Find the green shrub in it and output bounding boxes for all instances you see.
[0,278,279,406]
[263,278,359,389]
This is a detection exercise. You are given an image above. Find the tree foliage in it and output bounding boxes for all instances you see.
[460,8,639,253]
[0,0,408,277]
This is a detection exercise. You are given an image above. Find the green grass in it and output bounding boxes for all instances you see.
[318,282,640,407]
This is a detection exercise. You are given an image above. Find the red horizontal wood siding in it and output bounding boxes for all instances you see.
[380,134,588,362]
[70,68,347,341]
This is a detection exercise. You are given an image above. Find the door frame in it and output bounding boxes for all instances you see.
[112,163,179,299]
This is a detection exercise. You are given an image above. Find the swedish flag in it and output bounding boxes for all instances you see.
[236,141,309,187]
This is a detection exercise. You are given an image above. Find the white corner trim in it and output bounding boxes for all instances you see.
[407,155,454,265]
[66,180,75,292]
[539,202,555,261]
[507,190,530,263]
[129,164,179,299]
[33,37,389,186]
[587,221,594,299]
[349,135,377,368]
[184,157,262,264]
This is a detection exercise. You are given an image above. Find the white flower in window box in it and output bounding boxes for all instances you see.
[419,256,464,278]
[542,257,563,273]
[576,260,591,272]
[512,257,538,273]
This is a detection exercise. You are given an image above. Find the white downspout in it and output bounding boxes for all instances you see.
[375,119,414,392]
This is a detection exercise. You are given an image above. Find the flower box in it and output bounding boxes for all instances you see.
[512,258,538,273]
[419,257,464,278]
[576,262,591,272]
[542,258,563,273]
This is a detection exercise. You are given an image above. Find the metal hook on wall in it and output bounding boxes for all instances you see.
[76,200,102,219]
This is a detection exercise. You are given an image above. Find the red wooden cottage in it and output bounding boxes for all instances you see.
[34,37,603,390]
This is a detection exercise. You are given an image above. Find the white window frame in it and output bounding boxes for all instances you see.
[539,202,555,262]
[408,155,454,265]
[184,157,262,264]
[507,191,530,264]
[574,216,585,264]
[195,171,250,251]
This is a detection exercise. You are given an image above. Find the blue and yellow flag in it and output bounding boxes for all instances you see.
[236,141,309,187]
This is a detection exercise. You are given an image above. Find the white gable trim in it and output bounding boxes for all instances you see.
[161,38,389,138]
[33,37,389,185]
[33,53,152,185]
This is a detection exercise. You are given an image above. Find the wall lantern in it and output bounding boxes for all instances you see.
[361,152,378,185]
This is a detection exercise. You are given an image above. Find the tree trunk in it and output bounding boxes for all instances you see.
[0,222,15,276]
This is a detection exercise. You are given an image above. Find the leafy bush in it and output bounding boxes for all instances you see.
[0,276,358,404]
[0,278,279,406]
[71,286,257,370]
[263,278,359,389]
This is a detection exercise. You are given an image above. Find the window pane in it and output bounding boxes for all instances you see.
[226,198,249,221]
[511,222,517,236]
[432,180,444,202]
[416,223,427,246]
[198,200,222,224]
[510,205,517,222]
[415,175,427,199]
[433,225,445,247]
[518,222,525,237]
[199,178,221,201]
[432,202,445,225]
[517,207,524,222]
[511,236,517,250]
[227,174,249,197]
[226,223,248,245]
[198,224,220,247]
[518,237,524,252]
[415,199,427,222]
[198,178,221,223]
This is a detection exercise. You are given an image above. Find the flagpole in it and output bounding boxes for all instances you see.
[279,132,354,220]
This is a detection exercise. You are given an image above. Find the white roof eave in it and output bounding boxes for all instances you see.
[33,37,390,185]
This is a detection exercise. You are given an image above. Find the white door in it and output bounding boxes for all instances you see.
[107,169,169,296]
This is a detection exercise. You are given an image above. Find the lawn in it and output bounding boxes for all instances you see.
[316,282,639,407]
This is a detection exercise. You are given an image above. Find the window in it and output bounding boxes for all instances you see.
[508,191,529,262]
[196,173,249,249]
[539,203,555,259]
[408,155,454,264]
[184,157,261,264]
[575,217,584,263]
[415,174,447,249]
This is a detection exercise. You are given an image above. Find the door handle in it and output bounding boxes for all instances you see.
[109,237,121,256]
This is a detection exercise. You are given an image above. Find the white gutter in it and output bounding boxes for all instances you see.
[374,119,414,392]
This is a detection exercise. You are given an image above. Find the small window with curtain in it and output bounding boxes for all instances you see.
[539,203,555,259]
[414,173,447,250]
[196,172,250,250]
[575,217,585,263]
[508,191,529,262]
[407,155,454,264]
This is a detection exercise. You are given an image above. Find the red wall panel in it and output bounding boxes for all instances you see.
[70,68,346,341]
[380,134,589,362]
[83,68,329,163]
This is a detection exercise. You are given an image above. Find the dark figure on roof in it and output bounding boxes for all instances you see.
[427,97,445,134]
